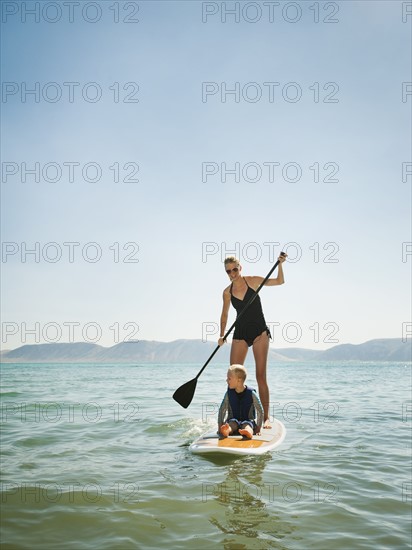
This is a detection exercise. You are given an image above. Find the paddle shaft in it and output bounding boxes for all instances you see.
[194,253,285,380]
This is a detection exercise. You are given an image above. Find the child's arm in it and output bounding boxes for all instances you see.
[217,392,229,432]
[252,392,264,434]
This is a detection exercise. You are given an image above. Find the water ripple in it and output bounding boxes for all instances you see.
[1,361,410,549]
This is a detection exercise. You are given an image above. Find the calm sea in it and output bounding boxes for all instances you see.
[1,361,411,550]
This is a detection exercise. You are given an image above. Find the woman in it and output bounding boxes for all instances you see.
[218,253,286,428]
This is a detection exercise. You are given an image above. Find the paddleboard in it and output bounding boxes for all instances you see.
[190,418,286,456]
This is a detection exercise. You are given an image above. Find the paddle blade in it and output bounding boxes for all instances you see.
[173,377,198,409]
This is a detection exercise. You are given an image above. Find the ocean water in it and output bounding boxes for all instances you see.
[0,361,411,550]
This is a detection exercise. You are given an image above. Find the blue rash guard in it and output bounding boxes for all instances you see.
[218,386,264,434]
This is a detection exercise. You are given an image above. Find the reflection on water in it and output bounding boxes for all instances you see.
[203,453,299,549]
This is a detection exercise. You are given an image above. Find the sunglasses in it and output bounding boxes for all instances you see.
[225,267,239,275]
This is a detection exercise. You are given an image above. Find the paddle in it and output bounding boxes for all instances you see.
[173,252,286,408]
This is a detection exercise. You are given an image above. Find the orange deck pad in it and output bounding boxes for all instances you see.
[218,438,264,448]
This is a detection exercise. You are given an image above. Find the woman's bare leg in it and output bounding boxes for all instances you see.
[230,339,248,365]
[252,331,271,428]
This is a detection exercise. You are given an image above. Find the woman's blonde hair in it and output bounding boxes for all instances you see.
[224,256,239,266]
[228,364,247,382]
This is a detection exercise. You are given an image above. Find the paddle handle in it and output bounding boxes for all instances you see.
[195,252,286,380]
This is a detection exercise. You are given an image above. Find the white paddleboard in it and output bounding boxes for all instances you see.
[190,418,286,456]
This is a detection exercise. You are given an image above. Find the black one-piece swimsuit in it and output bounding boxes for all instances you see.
[230,279,271,347]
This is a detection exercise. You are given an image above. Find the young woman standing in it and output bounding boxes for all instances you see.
[218,253,287,428]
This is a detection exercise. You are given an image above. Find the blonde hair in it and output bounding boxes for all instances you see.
[228,364,247,382]
[224,256,239,266]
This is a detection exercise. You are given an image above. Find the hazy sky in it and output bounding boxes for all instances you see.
[1,0,411,351]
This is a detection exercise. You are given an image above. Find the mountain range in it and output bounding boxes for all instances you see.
[0,338,410,363]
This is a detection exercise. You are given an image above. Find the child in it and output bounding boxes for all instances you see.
[218,364,264,439]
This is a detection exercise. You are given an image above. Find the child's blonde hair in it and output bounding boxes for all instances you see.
[228,364,247,382]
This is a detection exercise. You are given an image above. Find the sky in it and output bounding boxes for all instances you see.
[1,0,411,352]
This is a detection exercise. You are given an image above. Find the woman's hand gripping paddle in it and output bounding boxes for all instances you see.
[173,252,286,408]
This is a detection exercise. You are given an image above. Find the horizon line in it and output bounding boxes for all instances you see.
[1,336,408,354]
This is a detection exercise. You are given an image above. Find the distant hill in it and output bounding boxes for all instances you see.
[2,342,103,362]
[314,339,411,362]
[0,338,410,363]
[276,339,411,362]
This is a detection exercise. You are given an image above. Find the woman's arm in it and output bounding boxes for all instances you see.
[265,258,285,286]
[249,254,287,289]
[218,288,231,346]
